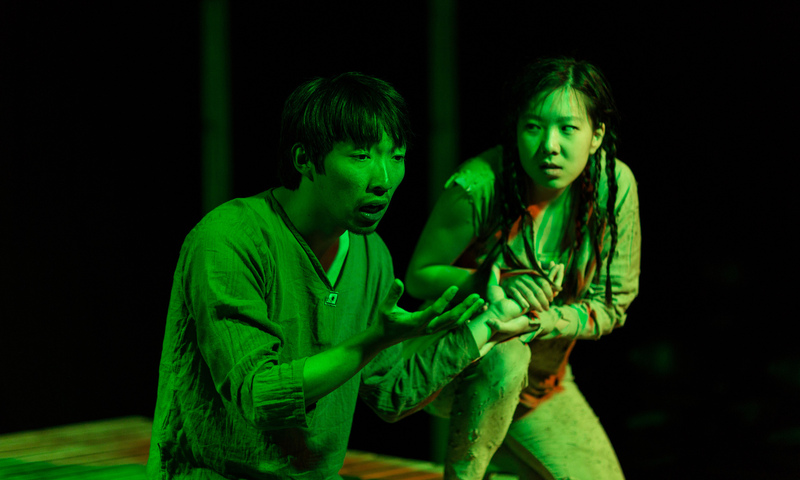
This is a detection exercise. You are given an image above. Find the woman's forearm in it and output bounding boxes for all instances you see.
[405,264,478,301]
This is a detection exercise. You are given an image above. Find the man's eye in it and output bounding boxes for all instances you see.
[525,123,541,131]
[562,125,578,133]
[393,155,405,162]
[352,154,369,161]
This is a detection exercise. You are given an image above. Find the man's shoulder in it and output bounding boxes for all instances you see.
[184,191,280,247]
[199,192,275,228]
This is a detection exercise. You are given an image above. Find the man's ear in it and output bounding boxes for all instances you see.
[292,143,314,181]
[589,123,606,155]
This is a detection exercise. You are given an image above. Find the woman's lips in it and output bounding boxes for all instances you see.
[540,164,562,177]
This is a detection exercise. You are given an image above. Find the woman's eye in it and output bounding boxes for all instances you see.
[352,154,369,161]
[562,125,578,133]
[525,123,541,131]
[393,155,405,163]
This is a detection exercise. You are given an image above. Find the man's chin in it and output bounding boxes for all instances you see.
[348,221,380,236]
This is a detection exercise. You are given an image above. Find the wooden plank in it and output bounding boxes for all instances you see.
[0,458,146,480]
[0,417,151,479]
[1,436,150,464]
[0,416,151,455]
[0,418,463,479]
[0,416,151,470]
[340,450,443,480]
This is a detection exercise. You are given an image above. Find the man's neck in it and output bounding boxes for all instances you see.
[273,186,344,260]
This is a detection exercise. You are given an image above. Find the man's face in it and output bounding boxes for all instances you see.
[516,87,604,199]
[312,131,406,235]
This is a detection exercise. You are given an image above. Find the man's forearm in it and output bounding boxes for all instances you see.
[302,325,393,406]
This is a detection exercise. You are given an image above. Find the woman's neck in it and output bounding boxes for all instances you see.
[526,182,571,219]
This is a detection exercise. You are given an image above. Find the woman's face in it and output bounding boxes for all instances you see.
[516,87,605,202]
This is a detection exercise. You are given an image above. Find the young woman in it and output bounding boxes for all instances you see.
[405,58,641,479]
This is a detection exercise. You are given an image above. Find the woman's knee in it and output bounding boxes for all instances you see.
[467,340,530,389]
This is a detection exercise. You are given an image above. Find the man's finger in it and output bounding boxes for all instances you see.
[382,278,405,309]
[427,294,483,332]
[425,285,459,317]
[439,293,482,325]
[456,295,485,325]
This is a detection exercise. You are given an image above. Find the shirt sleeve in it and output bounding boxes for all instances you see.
[552,161,642,340]
[181,217,312,431]
[444,147,500,238]
[358,324,481,423]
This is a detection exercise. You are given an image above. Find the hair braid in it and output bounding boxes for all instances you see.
[498,147,532,270]
[588,152,604,303]
[602,131,619,307]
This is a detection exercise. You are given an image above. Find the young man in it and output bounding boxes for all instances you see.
[147,72,535,479]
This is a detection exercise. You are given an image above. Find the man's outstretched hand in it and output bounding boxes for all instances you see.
[376,279,485,345]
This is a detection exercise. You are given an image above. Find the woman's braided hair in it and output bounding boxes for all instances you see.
[496,58,620,306]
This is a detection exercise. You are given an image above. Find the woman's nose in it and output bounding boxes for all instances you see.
[541,129,560,155]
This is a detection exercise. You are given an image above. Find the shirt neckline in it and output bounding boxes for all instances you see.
[265,188,348,291]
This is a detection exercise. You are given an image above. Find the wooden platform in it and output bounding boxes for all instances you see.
[0,417,446,479]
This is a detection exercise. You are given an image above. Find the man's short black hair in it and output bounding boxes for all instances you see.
[278,72,411,190]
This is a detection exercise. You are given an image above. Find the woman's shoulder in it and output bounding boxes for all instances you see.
[602,157,639,213]
[445,145,503,193]
[612,158,636,187]
[609,158,639,201]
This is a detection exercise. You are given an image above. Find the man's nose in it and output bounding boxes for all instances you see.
[369,157,392,195]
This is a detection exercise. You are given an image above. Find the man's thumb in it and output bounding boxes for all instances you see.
[383,278,405,307]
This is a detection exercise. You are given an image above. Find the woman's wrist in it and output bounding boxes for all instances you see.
[466,314,494,351]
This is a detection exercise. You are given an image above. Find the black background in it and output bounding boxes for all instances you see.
[2,2,799,478]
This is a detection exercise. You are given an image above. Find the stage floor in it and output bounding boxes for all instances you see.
[0,416,457,479]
